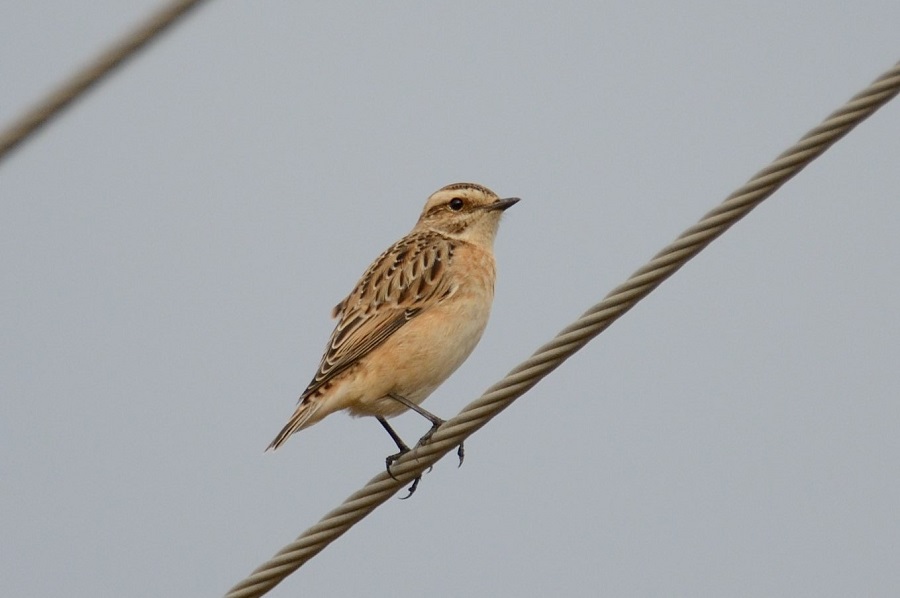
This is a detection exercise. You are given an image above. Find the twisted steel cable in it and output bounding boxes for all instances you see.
[0,0,210,163]
[226,61,900,598]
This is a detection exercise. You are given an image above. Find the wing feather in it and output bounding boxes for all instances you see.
[299,231,457,400]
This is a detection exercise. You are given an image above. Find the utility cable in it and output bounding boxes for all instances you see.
[0,0,210,163]
[225,60,900,598]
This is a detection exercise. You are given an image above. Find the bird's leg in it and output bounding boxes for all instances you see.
[387,393,465,467]
[377,415,422,499]
[378,416,409,477]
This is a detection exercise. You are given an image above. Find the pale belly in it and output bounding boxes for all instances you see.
[345,285,494,418]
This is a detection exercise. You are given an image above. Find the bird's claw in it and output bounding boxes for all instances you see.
[398,476,421,499]
[416,424,465,468]
[386,447,423,498]
[416,421,443,446]
[386,422,465,499]
[385,448,408,481]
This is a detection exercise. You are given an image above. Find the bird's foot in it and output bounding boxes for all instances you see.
[385,446,409,480]
[416,420,443,445]
[386,421,465,499]
[385,446,423,499]
[416,422,465,468]
[398,476,421,500]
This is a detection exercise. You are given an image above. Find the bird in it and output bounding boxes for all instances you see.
[267,182,518,496]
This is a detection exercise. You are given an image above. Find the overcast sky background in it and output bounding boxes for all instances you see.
[3,2,900,597]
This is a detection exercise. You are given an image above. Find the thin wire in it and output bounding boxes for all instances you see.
[0,0,210,164]
[225,60,900,598]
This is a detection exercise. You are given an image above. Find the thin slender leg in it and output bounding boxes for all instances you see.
[387,393,444,426]
[387,393,465,466]
[378,416,420,498]
[378,416,409,454]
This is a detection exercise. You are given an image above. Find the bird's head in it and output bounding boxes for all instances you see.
[414,182,519,246]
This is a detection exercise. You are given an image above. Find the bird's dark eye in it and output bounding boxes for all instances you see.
[449,198,464,211]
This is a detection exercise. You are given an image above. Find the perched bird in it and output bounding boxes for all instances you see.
[268,182,518,495]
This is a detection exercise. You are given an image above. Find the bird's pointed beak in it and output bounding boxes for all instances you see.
[487,197,520,211]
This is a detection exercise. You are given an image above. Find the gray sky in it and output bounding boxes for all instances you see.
[3,2,900,597]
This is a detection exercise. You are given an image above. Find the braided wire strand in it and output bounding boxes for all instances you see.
[0,0,210,163]
[226,61,900,598]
